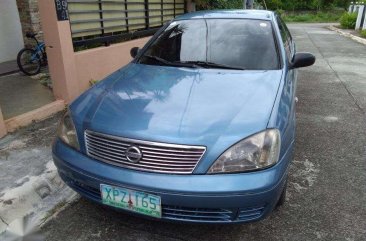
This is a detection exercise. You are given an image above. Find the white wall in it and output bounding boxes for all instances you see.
[0,0,24,63]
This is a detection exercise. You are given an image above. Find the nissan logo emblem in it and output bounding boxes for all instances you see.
[125,146,142,163]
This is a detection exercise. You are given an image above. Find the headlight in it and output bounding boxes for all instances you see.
[57,110,80,150]
[207,129,281,174]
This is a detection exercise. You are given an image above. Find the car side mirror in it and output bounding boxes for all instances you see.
[290,52,316,69]
[130,47,139,58]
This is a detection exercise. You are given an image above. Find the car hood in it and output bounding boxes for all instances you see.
[71,64,283,173]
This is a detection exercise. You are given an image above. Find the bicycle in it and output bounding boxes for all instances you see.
[17,32,47,76]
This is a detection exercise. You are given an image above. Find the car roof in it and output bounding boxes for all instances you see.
[175,10,275,21]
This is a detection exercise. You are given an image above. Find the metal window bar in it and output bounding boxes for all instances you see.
[72,22,157,34]
[70,14,180,25]
[69,0,184,48]
[124,0,129,33]
[144,0,149,29]
[68,8,182,15]
[161,0,164,26]
[98,1,104,38]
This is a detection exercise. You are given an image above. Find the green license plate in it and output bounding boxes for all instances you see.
[100,184,161,218]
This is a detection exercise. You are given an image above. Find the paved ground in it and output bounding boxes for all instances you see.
[0,73,54,119]
[0,113,60,191]
[0,60,18,77]
[0,112,77,237]
[38,23,366,240]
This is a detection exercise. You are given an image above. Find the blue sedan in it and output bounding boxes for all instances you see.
[53,10,315,223]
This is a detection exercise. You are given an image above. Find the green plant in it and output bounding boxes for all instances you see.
[89,79,100,86]
[276,9,285,17]
[195,0,243,10]
[282,11,343,23]
[340,12,358,29]
[196,0,355,12]
[361,30,366,38]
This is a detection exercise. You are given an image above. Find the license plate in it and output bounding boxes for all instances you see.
[100,184,161,218]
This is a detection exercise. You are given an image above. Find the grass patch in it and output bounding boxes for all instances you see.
[282,11,343,23]
[361,30,366,38]
[340,12,358,29]
[89,79,100,86]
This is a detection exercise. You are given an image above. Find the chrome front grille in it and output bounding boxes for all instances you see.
[84,130,206,174]
[162,206,234,222]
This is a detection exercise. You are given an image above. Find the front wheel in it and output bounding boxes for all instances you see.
[17,48,41,76]
[276,178,287,207]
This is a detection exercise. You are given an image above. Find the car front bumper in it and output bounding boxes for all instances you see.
[53,138,293,224]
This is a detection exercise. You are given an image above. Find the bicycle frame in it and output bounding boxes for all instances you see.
[18,32,48,75]
[32,42,45,60]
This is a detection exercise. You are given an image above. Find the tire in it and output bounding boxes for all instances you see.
[276,178,287,207]
[17,48,41,76]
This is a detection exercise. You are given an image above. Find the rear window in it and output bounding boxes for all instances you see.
[139,18,280,70]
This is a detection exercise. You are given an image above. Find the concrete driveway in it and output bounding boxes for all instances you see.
[41,23,366,241]
[0,73,54,119]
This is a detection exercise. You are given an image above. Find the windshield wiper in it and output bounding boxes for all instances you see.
[141,55,198,68]
[176,61,246,70]
[141,55,243,70]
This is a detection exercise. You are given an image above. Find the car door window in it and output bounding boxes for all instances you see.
[277,16,293,61]
[282,19,295,58]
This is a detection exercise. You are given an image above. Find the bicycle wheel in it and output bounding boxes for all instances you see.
[17,48,41,76]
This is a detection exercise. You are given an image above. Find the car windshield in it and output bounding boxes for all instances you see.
[138,18,280,70]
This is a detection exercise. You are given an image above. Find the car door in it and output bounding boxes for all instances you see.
[277,16,297,145]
